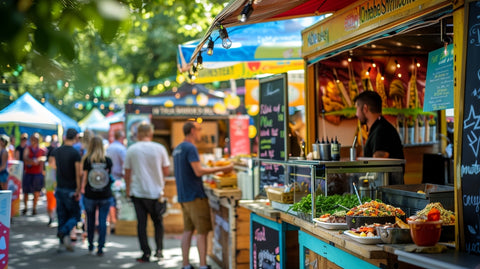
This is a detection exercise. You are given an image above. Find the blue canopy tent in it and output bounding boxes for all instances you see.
[0,92,63,138]
[177,17,326,83]
[86,110,125,133]
[43,102,81,132]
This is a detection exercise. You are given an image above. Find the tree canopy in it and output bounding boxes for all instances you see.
[0,0,225,119]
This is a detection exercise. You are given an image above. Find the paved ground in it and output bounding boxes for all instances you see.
[9,196,222,269]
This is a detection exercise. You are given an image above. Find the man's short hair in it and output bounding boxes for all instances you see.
[183,121,196,136]
[66,128,78,140]
[354,91,382,114]
[136,122,153,138]
[114,130,125,140]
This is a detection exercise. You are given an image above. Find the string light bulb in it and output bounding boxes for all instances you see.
[239,2,253,23]
[196,52,203,70]
[347,57,352,62]
[395,60,400,68]
[219,25,232,49]
[371,60,376,68]
[207,39,214,56]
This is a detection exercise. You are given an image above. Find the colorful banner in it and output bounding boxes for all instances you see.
[229,116,250,157]
[193,60,304,84]
[0,191,11,268]
[7,160,22,217]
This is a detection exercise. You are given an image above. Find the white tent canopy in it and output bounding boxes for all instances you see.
[0,92,62,130]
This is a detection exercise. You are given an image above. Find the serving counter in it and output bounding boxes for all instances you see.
[240,200,480,269]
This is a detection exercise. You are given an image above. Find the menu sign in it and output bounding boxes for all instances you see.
[229,115,250,157]
[424,44,454,111]
[258,74,288,161]
[251,217,280,269]
[461,0,480,255]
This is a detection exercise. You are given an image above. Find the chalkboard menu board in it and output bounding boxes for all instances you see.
[424,44,454,111]
[258,74,288,161]
[461,0,480,255]
[251,215,281,269]
[259,162,285,194]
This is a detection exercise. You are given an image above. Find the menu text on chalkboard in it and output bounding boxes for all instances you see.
[252,218,280,269]
[461,0,480,255]
[258,74,288,161]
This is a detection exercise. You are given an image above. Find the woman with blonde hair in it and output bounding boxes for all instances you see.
[81,135,113,256]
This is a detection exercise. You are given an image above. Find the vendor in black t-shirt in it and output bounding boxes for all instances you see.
[354,91,405,184]
[354,91,404,159]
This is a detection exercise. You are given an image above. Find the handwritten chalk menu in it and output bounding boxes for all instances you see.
[259,162,285,194]
[258,74,288,161]
[424,44,454,111]
[461,0,480,255]
[251,214,280,269]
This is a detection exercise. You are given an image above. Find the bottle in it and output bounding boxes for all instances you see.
[331,136,340,161]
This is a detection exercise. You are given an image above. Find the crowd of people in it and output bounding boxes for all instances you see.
[8,120,231,269]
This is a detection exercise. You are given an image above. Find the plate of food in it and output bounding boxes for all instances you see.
[313,211,348,230]
[344,225,383,244]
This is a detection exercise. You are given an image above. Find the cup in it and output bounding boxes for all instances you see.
[312,144,320,160]
[319,143,331,161]
[350,147,356,161]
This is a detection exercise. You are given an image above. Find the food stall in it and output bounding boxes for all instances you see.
[182,0,480,267]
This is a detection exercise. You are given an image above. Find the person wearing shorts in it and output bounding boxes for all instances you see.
[22,133,46,216]
[172,121,233,269]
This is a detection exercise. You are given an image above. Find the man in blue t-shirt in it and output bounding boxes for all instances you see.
[172,121,232,269]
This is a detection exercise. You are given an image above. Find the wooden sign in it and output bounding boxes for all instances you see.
[258,74,288,161]
[460,0,480,255]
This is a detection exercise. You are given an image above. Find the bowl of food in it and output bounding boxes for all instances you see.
[346,215,395,229]
[408,220,442,246]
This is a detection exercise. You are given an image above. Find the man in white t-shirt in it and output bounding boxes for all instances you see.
[124,122,170,263]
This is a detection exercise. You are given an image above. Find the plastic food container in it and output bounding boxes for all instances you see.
[408,220,442,246]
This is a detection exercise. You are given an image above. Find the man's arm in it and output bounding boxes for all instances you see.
[162,166,170,178]
[124,168,131,197]
[373,150,390,158]
[74,161,82,200]
[190,162,233,177]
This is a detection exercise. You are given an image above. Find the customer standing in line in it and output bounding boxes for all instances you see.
[172,121,233,269]
[124,122,170,263]
[106,129,127,233]
[0,135,9,190]
[22,132,46,215]
[81,135,113,256]
[15,133,28,161]
[49,128,82,251]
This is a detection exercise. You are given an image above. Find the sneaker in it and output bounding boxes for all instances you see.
[63,236,74,252]
[182,265,195,269]
[96,250,104,257]
[199,266,211,269]
[31,209,37,215]
[136,254,150,263]
[21,209,27,216]
[154,250,163,259]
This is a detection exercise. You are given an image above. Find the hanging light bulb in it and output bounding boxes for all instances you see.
[196,52,203,70]
[207,39,214,56]
[395,60,400,68]
[219,25,232,49]
[239,2,253,23]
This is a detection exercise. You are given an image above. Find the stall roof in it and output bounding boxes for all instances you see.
[0,92,61,130]
[43,102,81,132]
[187,0,353,66]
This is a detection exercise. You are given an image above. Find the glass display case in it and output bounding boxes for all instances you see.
[257,158,405,220]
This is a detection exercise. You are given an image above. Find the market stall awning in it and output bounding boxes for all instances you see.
[178,17,323,83]
[186,0,354,66]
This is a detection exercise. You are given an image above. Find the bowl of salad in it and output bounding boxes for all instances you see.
[346,201,405,229]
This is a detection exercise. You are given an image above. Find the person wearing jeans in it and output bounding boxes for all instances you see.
[49,128,82,251]
[81,135,113,256]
